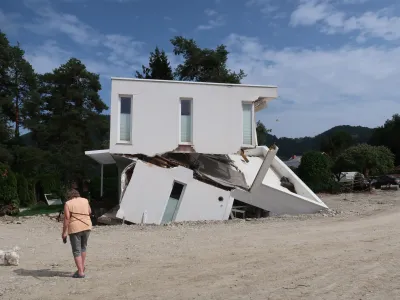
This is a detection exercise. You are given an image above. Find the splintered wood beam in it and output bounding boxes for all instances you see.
[240,149,249,163]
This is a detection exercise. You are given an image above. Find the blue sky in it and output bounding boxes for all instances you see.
[1,0,400,137]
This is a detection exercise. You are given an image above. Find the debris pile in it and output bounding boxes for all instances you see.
[0,205,19,217]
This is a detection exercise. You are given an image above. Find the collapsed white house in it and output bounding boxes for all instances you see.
[85,77,328,225]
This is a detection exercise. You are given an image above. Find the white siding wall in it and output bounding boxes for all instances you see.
[116,160,234,224]
[109,78,277,156]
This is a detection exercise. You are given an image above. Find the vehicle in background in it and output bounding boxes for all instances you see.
[337,172,371,191]
[371,175,400,189]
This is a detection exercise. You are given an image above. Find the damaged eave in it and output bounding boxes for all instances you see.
[253,96,277,112]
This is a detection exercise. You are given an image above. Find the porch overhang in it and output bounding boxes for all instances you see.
[85,149,116,198]
[85,149,116,165]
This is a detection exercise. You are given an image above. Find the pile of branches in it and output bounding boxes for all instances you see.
[0,204,19,216]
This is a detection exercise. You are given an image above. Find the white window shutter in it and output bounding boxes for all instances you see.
[242,103,253,145]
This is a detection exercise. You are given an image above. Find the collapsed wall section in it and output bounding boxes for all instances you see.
[116,160,234,225]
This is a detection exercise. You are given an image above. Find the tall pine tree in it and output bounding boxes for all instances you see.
[170,36,246,83]
[136,47,173,80]
[0,31,37,138]
[24,58,108,183]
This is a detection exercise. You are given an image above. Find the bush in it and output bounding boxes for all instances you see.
[16,174,35,207]
[297,151,335,193]
[0,163,19,207]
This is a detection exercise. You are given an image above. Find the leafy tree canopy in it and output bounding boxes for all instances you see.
[320,130,354,158]
[256,121,272,146]
[369,114,400,165]
[297,151,335,193]
[170,36,246,83]
[0,31,37,138]
[136,47,173,80]
[332,144,395,177]
[23,58,108,182]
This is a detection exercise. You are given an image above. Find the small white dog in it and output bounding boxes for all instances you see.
[0,246,20,266]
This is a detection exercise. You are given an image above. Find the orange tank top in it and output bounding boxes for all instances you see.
[65,197,92,234]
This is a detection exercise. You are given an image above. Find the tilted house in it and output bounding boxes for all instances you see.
[86,78,327,225]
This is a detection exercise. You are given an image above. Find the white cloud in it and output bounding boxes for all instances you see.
[24,40,71,74]
[23,2,145,77]
[224,34,400,137]
[290,0,400,42]
[246,0,279,14]
[341,0,369,3]
[164,16,172,21]
[205,9,218,17]
[197,10,226,30]
[290,0,332,26]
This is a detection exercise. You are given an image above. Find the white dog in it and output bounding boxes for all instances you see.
[0,246,20,266]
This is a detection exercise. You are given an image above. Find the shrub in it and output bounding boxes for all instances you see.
[297,151,335,193]
[16,174,35,207]
[0,163,19,207]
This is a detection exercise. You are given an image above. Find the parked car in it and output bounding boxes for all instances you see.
[371,175,400,189]
[338,172,371,191]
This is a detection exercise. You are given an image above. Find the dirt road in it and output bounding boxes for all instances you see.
[1,191,400,300]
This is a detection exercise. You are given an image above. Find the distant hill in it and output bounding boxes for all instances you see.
[266,125,375,160]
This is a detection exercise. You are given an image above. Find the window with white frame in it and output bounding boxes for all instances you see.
[119,96,132,142]
[180,99,192,143]
[242,103,253,145]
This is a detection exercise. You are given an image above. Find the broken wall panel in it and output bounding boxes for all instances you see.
[174,181,233,222]
[232,184,325,215]
[117,160,234,225]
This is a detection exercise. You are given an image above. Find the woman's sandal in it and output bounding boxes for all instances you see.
[73,267,86,278]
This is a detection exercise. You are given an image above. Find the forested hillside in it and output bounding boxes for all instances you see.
[264,125,374,160]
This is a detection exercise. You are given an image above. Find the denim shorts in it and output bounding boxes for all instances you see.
[69,230,91,257]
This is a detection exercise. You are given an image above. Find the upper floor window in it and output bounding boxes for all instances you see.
[242,103,253,145]
[119,96,132,142]
[180,99,192,144]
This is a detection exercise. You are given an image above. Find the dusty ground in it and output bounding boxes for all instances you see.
[1,190,400,300]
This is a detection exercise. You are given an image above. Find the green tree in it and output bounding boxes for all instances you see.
[171,36,246,83]
[0,32,37,138]
[256,121,271,146]
[332,144,394,177]
[0,163,19,207]
[16,173,32,207]
[320,131,354,157]
[297,151,335,193]
[0,108,12,164]
[136,47,174,80]
[23,58,108,184]
[369,114,400,165]
[0,32,12,113]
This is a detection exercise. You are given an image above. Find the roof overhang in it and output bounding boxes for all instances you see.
[85,149,116,165]
[253,96,277,112]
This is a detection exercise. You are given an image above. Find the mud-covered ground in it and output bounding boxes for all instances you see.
[1,190,399,300]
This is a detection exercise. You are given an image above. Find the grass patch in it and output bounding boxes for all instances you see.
[19,204,63,217]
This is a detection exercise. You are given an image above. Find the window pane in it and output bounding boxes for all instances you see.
[180,100,192,143]
[120,97,131,114]
[120,97,131,142]
[242,103,252,145]
[181,100,191,116]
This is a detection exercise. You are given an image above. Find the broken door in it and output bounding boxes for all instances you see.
[162,181,185,224]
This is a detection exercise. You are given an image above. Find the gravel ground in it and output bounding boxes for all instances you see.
[1,190,400,300]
